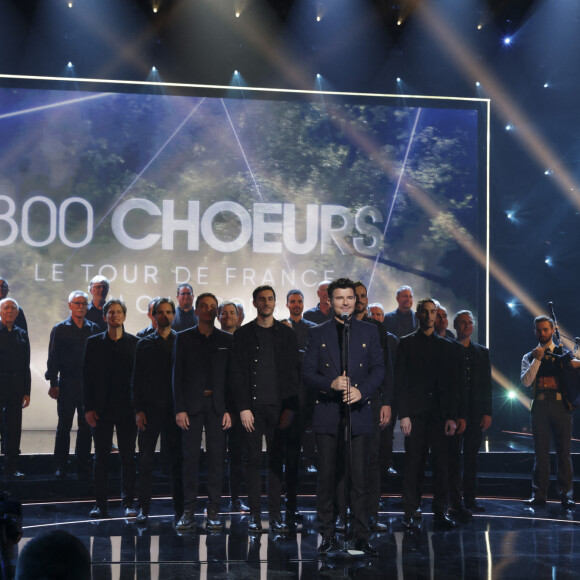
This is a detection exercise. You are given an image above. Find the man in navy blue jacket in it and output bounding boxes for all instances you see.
[302,278,384,556]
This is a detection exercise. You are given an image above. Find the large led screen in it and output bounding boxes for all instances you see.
[0,79,488,429]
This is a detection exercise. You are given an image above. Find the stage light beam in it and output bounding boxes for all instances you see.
[503,36,512,46]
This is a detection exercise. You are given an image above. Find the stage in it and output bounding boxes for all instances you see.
[5,432,580,578]
[17,495,580,579]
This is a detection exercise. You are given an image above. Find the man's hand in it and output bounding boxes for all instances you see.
[136,412,147,431]
[480,414,492,431]
[241,410,255,432]
[22,395,30,409]
[176,412,189,430]
[342,386,362,405]
[457,418,467,435]
[48,387,59,400]
[379,405,392,428]
[445,420,457,436]
[331,371,350,391]
[400,417,412,436]
[222,412,232,430]
[85,410,98,427]
[532,346,545,360]
[278,409,294,429]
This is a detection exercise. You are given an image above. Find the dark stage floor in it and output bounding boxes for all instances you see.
[14,494,580,579]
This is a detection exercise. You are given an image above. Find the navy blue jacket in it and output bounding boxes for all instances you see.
[302,317,384,435]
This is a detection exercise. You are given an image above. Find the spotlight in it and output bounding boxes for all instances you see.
[506,211,515,220]
[67,62,73,69]
[316,73,321,78]
[68,1,73,7]
[503,36,512,46]
[316,16,321,22]
[505,124,513,131]
[396,77,402,83]
[508,390,517,400]
[545,169,552,175]
[235,11,240,18]
[543,82,550,88]
[151,66,157,72]
[545,256,553,266]
[477,24,482,30]
[507,301,517,310]
[397,18,403,26]
[475,81,481,87]
[234,70,239,76]
[153,7,158,13]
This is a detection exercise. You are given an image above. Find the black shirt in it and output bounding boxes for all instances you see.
[132,330,176,413]
[255,325,278,405]
[86,303,107,331]
[45,317,100,389]
[0,323,31,394]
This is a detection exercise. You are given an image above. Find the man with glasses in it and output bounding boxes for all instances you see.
[46,291,100,479]
[85,276,110,332]
[172,284,198,332]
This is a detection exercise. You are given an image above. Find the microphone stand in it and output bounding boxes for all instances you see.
[334,315,364,559]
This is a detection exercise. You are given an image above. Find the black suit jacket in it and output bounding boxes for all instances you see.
[82,330,139,417]
[131,330,176,416]
[230,319,299,414]
[465,341,492,420]
[395,329,458,422]
[172,326,233,417]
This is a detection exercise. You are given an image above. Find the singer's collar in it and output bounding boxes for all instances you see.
[542,340,555,351]
[334,313,352,324]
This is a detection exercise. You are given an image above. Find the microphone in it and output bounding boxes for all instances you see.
[340,314,350,323]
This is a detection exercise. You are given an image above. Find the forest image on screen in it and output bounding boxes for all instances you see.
[0,85,484,429]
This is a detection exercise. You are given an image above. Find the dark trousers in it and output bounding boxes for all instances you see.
[54,392,91,472]
[380,401,397,469]
[316,423,369,541]
[244,404,283,518]
[0,388,22,474]
[182,397,226,512]
[92,415,137,507]
[227,418,245,501]
[531,398,573,500]
[402,414,449,515]
[448,419,484,507]
[279,408,304,511]
[366,398,382,519]
[137,408,183,513]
